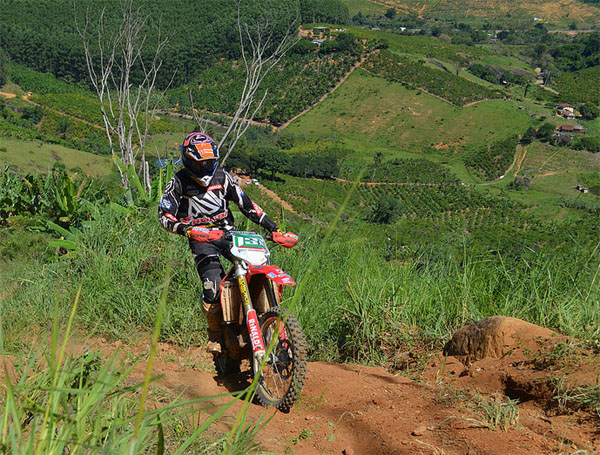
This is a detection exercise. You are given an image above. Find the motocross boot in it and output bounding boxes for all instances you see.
[203,301,223,354]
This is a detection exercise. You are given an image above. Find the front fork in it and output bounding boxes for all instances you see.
[234,265,265,373]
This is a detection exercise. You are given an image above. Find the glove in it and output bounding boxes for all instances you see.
[272,230,298,248]
[186,227,223,242]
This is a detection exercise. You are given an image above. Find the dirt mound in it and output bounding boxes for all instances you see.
[423,317,600,452]
[443,316,556,364]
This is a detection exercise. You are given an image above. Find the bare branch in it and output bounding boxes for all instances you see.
[219,0,299,164]
[75,0,174,194]
[187,86,211,133]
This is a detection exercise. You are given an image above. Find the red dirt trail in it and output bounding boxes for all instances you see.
[56,332,600,455]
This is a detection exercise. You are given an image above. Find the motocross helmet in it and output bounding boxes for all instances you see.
[181,132,219,186]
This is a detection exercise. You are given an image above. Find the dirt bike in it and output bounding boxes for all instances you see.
[209,230,307,413]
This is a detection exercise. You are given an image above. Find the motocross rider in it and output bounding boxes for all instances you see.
[158,132,298,353]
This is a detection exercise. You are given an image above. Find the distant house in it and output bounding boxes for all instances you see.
[576,185,589,193]
[557,103,575,118]
[313,27,329,34]
[311,39,325,45]
[558,124,574,133]
[557,124,586,134]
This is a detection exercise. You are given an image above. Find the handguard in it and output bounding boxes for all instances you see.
[272,231,298,248]
[187,227,223,242]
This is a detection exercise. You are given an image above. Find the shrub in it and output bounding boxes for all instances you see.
[579,103,599,120]
[573,136,600,153]
[368,195,401,224]
[536,123,556,142]
[521,127,536,145]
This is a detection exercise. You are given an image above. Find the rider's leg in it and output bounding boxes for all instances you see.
[190,240,226,353]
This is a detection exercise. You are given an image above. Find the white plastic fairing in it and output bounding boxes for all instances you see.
[230,232,270,265]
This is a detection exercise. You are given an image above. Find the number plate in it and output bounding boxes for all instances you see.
[233,233,266,250]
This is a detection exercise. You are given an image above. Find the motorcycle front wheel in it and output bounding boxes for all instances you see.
[254,307,307,413]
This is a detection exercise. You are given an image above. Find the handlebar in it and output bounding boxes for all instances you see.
[187,228,297,248]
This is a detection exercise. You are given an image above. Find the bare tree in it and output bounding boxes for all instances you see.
[186,85,212,135]
[76,0,174,195]
[217,0,299,164]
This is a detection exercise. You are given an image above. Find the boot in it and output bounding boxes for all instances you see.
[203,302,223,354]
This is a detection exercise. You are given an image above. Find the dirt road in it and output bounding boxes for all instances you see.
[64,335,599,455]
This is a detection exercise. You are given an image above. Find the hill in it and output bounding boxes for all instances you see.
[0,137,110,176]
[344,0,600,27]
[286,69,533,167]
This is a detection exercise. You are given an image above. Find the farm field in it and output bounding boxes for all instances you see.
[344,0,600,27]
[478,142,600,219]
[0,137,111,176]
[287,69,539,172]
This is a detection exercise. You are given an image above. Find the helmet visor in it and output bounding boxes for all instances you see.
[189,158,217,174]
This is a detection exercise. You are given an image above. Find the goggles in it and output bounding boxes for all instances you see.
[190,159,217,172]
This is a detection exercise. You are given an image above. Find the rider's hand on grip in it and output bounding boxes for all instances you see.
[272,230,298,248]
[187,227,223,242]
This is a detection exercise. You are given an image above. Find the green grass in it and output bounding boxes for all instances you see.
[0,137,111,177]
[1,168,599,367]
[477,141,600,219]
[287,69,536,174]
[476,55,536,74]
[342,0,387,15]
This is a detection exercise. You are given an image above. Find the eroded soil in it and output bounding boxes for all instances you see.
[51,327,600,455]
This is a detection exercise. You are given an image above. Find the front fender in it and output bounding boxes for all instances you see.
[248,265,296,286]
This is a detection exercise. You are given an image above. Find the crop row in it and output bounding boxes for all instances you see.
[262,175,520,224]
[362,50,505,106]
[169,51,361,125]
[362,158,459,184]
[32,93,177,136]
[464,135,519,181]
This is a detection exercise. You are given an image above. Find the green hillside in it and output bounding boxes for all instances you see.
[1,1,600,451]
[286,69,534,165]
[343,0,600,27]
[0,137,111,176]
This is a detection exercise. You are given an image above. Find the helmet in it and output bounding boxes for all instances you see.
[181,132,219,184]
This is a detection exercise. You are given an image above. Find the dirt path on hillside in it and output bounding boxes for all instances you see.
[258,184,302,217]
[0,90,106,131]
[279,53,373,129]
[514,146,529,175]
[333,177,443,187]
[237,175,304,218]
[0,91,17,98]
[54,334,599,455]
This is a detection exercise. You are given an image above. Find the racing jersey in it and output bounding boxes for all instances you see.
[158,167,278,235]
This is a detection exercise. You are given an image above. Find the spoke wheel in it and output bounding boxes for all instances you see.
[254,307,307,413]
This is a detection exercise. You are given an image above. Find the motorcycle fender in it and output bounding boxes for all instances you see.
[248,265,296,286]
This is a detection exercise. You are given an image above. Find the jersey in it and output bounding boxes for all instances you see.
[158,167,278,235]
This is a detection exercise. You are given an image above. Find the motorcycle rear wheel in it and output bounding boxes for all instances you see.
[254,307,307,413]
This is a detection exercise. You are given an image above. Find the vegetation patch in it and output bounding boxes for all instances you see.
[287,69,534,159]
[555,66,600,105]
[169,42,363,125]
[363,50,506,106]
[464,135,519,180]
[0,138,111,177]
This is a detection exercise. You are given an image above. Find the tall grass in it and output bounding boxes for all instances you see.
[1,190,599,365]
[0,267,269,454]
[275,225,600,362]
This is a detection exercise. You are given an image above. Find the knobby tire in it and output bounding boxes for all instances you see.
[255,307,307,413]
